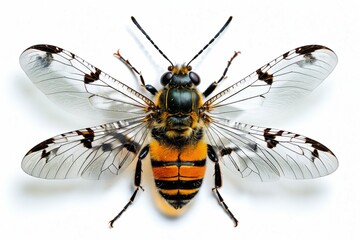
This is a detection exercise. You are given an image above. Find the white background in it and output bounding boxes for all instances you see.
[1,0,359,239]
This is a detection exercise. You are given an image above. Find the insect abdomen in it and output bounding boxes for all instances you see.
[150,140,207,209]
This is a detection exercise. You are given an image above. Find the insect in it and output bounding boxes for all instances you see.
[20,16,338,227]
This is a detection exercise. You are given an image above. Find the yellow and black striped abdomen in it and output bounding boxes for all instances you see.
[150,139,207,209]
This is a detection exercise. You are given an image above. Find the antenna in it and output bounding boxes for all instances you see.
[131,16,174,67]
[186,16,232,67]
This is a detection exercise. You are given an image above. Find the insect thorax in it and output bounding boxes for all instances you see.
[152,71,204,148]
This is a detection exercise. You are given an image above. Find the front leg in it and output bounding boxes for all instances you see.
[114,51,158,95]
[202,51,240,98]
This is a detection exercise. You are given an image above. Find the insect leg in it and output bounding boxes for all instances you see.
[113,51,158,95]
[207,144,239,227]
[202,51,240,98]
[109,145,150,228]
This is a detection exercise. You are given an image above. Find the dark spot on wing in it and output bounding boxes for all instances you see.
[295,45,327,55]
[302,53,317,64]
[256,68,273,85]
[31,44,63,54]
[41,150,51,163]
[247,142,258,151]
[124,143,138,153]
[37,52,53,68]
[305,137,335,159]
[263,128,283,149]
[311,149,319,160]
[295,46,324,66]
[26,138,55,163]
[28,138,55,154]
[101,143,112,152]
[112,132,128,144]
[84,67,101,84]
[305,137,331,152]
[283,51,290,59]
[277,130,284,135]
[77,128,95,149]
[220,147,233,156]
[111,132,140,154]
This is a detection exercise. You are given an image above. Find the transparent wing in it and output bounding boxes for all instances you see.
[205,118,338,181]
[19,44,155,120]
[22,118,150,180]
[203,45,337,116]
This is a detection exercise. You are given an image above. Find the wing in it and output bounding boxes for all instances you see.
[22,119,150,180]
[205,118,338,181]
[203,45,337,116]
[19,44,155,120]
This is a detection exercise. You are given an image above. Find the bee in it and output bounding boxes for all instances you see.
[20,16,338,227]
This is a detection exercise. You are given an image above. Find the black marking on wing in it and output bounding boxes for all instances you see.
[283,51,290,59]
[20,44,155,121]
[100,132,140,153]
[295,45,328,66]
[220,147,234,156]
[22,119,150,179]
[305,137,333,153]
[295,45,328,55]
[29,45,63,54]
[203,45,337,117]
[111,132,140,153]
[27,138,55,163]
[76,128,95,149]
[37,52,54,68]
[205,118,338,181]
[26,45,63,68]
[305,137,334,161]
[256,68,273,85]
[124,142,138,153]
[28,138,55,154]
[263,129,284,149]
[84,67,102,84]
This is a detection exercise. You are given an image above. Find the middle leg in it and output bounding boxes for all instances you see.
[207,144,239,227]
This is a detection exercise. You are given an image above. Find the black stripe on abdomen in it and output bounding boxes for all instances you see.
[155,179,203,189]
[159,190,199,209]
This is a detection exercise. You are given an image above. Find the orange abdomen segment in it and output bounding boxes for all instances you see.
[150,140,207,209]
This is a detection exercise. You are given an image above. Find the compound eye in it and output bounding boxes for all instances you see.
[160,72,173,86]
[189,71,200,86]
